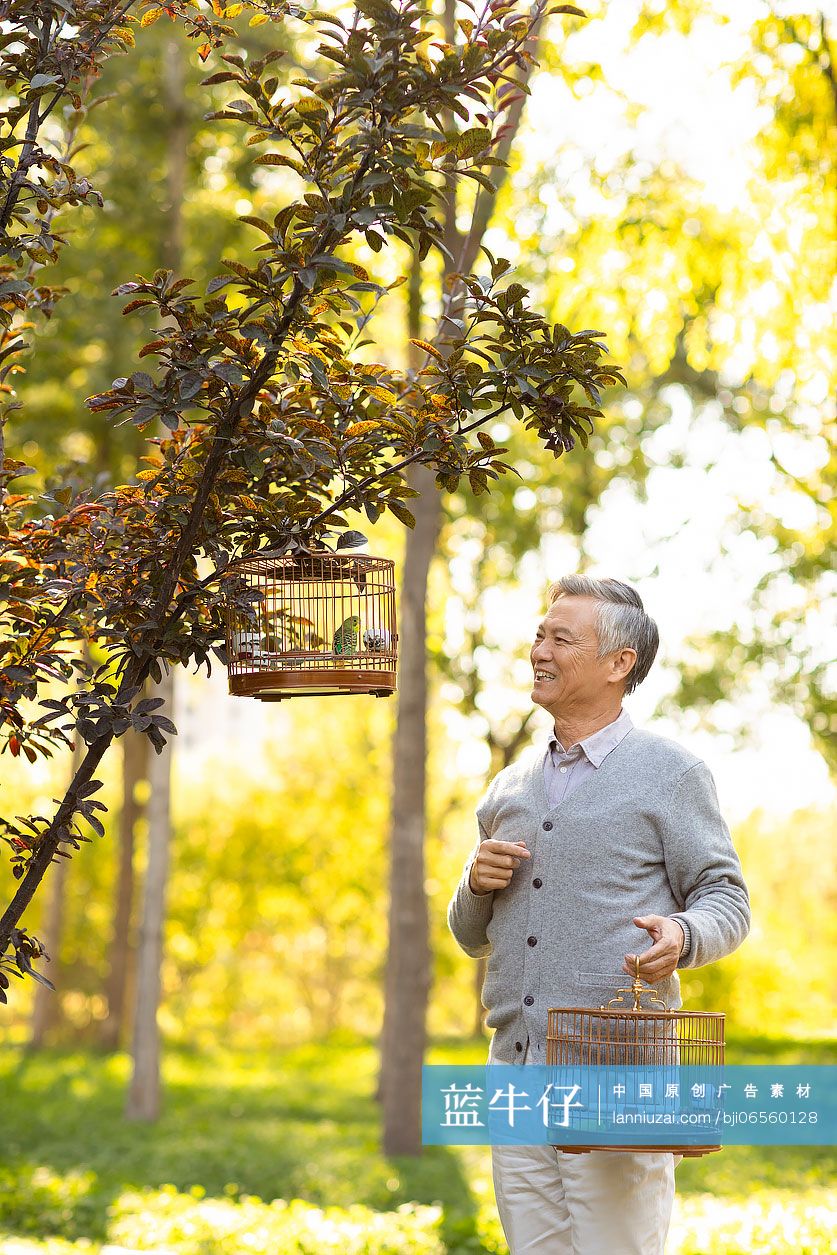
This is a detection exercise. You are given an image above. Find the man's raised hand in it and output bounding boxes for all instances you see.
[624,914,686,981]
[469,840,531,896]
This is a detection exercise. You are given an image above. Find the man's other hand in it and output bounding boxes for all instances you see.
[469,840,531,895]
[624,915,686,981]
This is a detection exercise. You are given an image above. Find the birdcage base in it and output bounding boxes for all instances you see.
[229,666,397,700]
[551,1144,721,1157]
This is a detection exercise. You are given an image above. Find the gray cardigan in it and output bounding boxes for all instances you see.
[447,727,750,1063]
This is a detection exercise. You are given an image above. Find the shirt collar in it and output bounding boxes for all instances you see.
[547,708,633,768]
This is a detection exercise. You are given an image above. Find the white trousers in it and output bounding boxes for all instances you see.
[491,1045,679,1254]
[491,1142,678,1254]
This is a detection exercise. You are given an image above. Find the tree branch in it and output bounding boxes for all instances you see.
[311,394,511,529]
[0,1,137,231]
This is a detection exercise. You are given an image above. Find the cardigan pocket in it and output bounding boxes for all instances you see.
[574,970,628,988]
[575,969,679,1012]
[574,969,672,991]
[480,956,512,1009]
[571,970,628,1010]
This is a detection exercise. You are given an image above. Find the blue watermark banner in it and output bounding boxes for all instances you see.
[422,1065,836,1146]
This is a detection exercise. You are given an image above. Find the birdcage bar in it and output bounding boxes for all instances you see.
[226,551,397,700]
[548,1008,724,1065]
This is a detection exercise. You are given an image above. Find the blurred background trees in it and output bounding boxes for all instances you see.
[1,0,833,1156]
[3,707,833,1050]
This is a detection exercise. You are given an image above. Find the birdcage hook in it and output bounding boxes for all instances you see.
[602,954,669,1012]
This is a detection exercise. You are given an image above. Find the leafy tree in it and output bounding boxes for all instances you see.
[12,16,296,490]
[9,13,306,1059]
[0,0,623,1056]
[510,1,836,767]
[647,5,836,770]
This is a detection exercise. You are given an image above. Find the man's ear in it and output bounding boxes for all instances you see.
[609,647,637,685]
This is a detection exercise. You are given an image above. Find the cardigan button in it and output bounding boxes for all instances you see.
[527,935,537,947]
[515,1041,523,1052]
[542,821,553,830]
[524,995,534,1006]
[532,878,543,888]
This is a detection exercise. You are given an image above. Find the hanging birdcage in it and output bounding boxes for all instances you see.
[546,959,725,1157]
[225,550,397,701]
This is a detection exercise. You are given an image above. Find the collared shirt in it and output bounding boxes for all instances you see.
[543,707,633,811]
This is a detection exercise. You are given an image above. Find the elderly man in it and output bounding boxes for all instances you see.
[447,575,750,1255]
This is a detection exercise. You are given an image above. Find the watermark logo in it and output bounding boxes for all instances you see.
[422,1065,836,1147]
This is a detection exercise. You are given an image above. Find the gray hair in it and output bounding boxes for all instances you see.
[547,575,659,694]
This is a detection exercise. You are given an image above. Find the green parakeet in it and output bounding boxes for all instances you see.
[333,614,360,656]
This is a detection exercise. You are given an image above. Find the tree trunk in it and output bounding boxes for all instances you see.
[27,855,68,1047]
[380,464,442,1156]
[379,8,543,1152]
[27,825,74,1047]
[28,670,89,1047]
[125,32,185,1118]
[100,728,148,1051]
[374,237,426,1106]
[125,680,173,1119]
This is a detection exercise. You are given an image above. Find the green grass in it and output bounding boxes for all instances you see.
[0,1035,833,1253]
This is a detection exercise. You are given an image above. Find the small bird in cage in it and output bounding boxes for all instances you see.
[333,614,361,656]
[362,628,391,652]
[300,625,327,650]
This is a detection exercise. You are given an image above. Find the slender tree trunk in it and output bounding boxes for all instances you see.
[125,32,185,1118]
[28,662,90,1047]
[125,698,173,1119]
[379,8,543,1151]
[378,0,461,1160]
[380,464,442,1156]
[27,857,68,1047]
[374,242,424,1106]
[100,728,148,1051]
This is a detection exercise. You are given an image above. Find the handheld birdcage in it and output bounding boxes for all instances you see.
[546,959,725,1157]
[225,550,397,701]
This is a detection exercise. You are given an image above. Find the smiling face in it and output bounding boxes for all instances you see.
[530,595,635,718]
